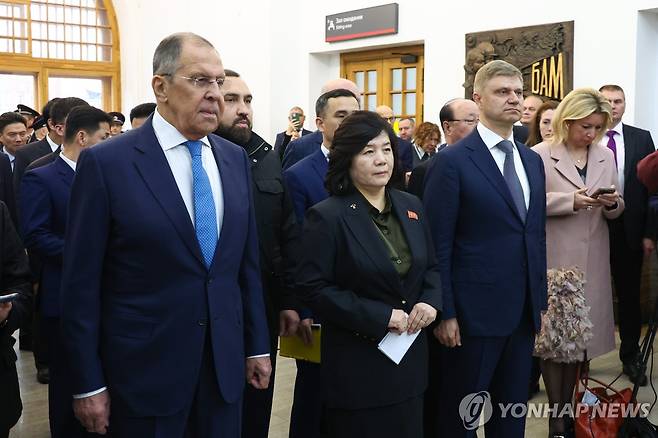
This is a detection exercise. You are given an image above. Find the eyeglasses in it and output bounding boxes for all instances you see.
[448,118,479,125]
[162,74,224,89]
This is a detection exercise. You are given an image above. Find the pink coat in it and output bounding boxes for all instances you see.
[534,141,625,359]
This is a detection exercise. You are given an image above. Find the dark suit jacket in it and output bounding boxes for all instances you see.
[20,157,73,318]
[275,128,312,160]
[610,124,656,248]
[407,153,437,200]
[60,118,270,417]
[0,201,31,431]
[0,153,17,227]
[242,132,300,334]
[423,129,547,337]
[26,148,60,172]
[514,124,529,144]
[296,189,442,410]
[13,137,54,199]
[398,137,414,173]
[282,130,323,170]
[283,148,329,224]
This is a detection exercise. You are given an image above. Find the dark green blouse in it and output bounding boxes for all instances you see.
[367,194,412,278]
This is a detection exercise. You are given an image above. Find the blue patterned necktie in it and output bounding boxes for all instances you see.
[496,140,527,222]
[184,140,218,268]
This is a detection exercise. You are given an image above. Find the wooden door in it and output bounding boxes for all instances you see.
[341,45,424,123]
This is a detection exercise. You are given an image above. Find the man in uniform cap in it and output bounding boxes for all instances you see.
[15,104,40,140]
[107,111,125,136]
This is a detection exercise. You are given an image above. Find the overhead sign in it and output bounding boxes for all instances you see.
[325,3,398,43]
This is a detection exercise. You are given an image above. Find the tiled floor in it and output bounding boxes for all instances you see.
[8,330,658,438]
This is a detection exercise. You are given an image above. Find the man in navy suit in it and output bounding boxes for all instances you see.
[599,84,656,385]
[281,78,360,170]
[60,33,271,437]
[283,88,359,438]
[20,105,111,437]
[424,60,547,437]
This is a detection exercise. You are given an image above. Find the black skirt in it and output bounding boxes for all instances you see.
[323,395,423,438]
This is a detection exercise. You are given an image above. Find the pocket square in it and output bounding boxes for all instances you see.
[407,210,418,220]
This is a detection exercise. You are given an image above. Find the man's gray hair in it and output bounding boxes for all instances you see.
[152,32,214,76]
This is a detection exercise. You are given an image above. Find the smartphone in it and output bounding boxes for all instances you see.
[591,187,616,198]
[0,293,19,304]
[290,113,302,132]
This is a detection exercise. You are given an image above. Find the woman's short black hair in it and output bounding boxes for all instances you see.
[325,110,403,196]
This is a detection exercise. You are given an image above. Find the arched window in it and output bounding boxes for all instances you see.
[0,0,120,112]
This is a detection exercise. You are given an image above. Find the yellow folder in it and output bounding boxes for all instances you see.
[279,324,321,364]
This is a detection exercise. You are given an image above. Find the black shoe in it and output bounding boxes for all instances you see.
[36,367,50,384]
[623,359,648,386]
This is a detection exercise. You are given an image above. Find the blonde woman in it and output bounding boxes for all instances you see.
[534,88,624,438]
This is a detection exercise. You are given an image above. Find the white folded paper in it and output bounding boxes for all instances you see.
[377,330,420,365]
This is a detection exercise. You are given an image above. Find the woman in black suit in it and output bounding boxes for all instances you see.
[296,111,442,438]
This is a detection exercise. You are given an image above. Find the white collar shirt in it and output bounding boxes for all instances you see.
[477,122,530,209]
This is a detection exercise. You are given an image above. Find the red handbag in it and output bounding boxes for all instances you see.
[574,372,633,438]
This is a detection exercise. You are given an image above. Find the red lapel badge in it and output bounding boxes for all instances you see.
[407,210,418,220]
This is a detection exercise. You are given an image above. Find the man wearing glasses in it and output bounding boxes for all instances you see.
[60,32,271,437]
[407,98,479,199]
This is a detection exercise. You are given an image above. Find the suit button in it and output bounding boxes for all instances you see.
[207,278,214,284]
[401,300,407,305]
[395,259,402,264]
[198,318,208,326]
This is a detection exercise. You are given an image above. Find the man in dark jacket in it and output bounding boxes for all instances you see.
[215,69,300,438]
[0,200,33,438]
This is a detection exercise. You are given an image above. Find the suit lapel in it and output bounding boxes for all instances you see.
[622,124,635,184]
[132,120,205,267]
[550,142,585,190]
[389,190,424,293]
[467,131,522,222]
[309,149,328,181]
[342,193,401,294]
[584,146,608,192]
[54,157,74,187]
[516,143,542,222]
[208,136,236,274]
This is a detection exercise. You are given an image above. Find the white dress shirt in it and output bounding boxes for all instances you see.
[321,144,330,161]
[3,147,15,170]
[59,153,77,171]
[46,134,60,152]
[477,123,530,209]
[152,109,224,238]
[599,121,625,194]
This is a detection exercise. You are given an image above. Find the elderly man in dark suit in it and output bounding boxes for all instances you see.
[60,33,271,437]
[424,60,547,438]
[0,200,32,438]
[599,84,657,385]
[407,98,480,200]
